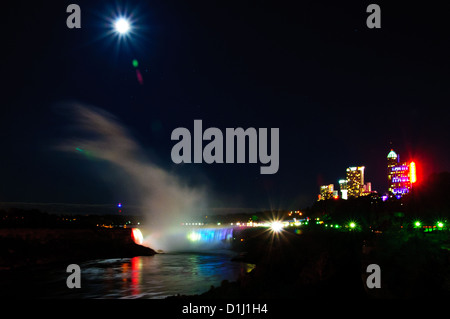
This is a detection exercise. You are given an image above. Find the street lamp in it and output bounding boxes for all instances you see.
[270,221,283,233]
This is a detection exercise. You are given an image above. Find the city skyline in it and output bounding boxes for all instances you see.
[2,1,449,211]
[0,145,431,215]
[318,147,418,202]
[1,1,449,302]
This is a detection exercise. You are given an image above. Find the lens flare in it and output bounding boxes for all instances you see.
[136,69,144,85]
[270,221,283,233]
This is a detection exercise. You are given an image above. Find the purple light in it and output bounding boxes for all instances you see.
[136,69,144,85]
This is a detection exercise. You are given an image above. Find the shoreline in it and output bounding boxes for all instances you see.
[0,227,156,270]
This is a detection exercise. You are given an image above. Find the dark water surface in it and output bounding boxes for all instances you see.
[1,253,254,299]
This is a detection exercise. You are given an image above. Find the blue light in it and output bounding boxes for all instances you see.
[117,203,122,208]
[186,228,234,244]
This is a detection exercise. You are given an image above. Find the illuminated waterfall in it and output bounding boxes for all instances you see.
[185,227,234,250]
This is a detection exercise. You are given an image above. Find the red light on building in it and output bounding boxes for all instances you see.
[410,161,417,184]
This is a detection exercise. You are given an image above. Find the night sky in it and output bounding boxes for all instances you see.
[2,1,450,212]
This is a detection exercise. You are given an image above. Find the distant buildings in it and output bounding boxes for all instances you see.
[318,184,333,201]
[317,148,417,201]
[318,166,373,201]
[318,184,338,201]
[339,179,348,200]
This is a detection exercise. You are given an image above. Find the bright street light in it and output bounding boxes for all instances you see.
[270,221,283,233]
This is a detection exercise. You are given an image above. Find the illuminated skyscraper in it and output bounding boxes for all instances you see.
[387,149,417,198]
[346,166,365,198]
[362,182,372,196]
[339,179,348,200]
[318,184,334,201]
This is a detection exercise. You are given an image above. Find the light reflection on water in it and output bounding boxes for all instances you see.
[65,253,252,299]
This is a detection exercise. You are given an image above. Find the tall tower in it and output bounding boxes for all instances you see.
[387,149,399,194]
[387,149,415,197]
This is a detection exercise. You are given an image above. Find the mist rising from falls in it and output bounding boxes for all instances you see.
[59,103,208,252]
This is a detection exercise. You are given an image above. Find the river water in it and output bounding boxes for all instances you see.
[1,253,254,299]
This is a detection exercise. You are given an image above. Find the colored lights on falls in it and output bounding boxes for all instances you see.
[187,228,234,243]
[180,215,446,246]
[131,228,144,245]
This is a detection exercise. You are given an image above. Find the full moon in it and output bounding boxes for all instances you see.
[114,17,131,34]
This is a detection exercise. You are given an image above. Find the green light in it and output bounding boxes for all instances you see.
[132,59,139,68]
[75,147,93,158]
[414,221,421,228]
[437,222,444,228]
[350,222,356,228]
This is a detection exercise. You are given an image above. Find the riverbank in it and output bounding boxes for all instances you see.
[171,228,450,299]
[167,229,366,299]
[0,228,156,270]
